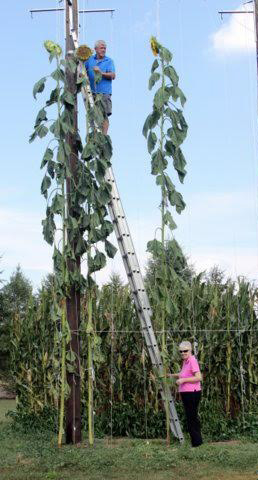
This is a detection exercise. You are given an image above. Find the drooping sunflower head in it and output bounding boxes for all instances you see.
[44,40,62,57]
[150,36,160,56]
[76,45,93,61]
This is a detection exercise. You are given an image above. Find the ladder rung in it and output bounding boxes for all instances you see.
[122,252,135,259]
[117,234,130,241]
[128,271,140,277]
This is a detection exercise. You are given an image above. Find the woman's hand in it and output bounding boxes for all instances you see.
[168,373,180,379]
[176,378,185,386]
[176,373,202,385]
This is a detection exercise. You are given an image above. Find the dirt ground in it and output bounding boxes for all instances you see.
[0,384,15,399]
[198,475,258,480]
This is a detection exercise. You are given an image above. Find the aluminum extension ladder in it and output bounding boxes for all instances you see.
[103,169,184,443]
[68,11,184,443]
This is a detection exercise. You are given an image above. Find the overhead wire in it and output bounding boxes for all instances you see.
[176,0,198,355]
[202,0,238,280]
[236,9,255,427]
[142,340,148,439]
[237,292,246,428]
[219,10,239,281]
[128,0,145,285]
[110,8,114,58]
[110,284,115,444]
[105,6,116,445]
[55,0,68,442]
[83,329,258,333]
[82,0,86,42]
[218,2,258,283]
[233,3,258,280]
[244,1,258,280]
[156,0,160,40]
[214,3,258,430]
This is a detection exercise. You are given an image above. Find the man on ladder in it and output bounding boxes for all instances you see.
[85,40,116,134]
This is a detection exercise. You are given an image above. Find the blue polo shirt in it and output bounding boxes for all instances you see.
[85,55,115,94]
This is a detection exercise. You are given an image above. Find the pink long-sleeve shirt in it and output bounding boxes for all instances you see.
[178,355,201,393]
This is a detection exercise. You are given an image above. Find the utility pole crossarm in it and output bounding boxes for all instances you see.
[29,8,115,15]
[218,10,253,14]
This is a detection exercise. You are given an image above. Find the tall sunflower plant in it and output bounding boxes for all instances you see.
[29,40,117,446]
[143,36,188,445]
[76,44,117,447]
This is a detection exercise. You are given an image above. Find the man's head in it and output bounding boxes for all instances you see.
[95,40,106,59]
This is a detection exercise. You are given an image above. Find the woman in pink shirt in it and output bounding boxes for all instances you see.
[169,341,203,447]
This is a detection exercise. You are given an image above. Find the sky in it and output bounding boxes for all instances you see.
[1,0,258,288]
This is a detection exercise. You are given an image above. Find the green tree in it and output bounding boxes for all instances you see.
[145,239,192,287]
[0,291,9,373]
[0,266,32,374]
[37,273,55,297]
[3,265,32,314]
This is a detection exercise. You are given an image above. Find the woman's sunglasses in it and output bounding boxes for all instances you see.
[180,349,189,353]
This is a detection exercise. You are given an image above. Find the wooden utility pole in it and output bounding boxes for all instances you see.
[65,0,81,444]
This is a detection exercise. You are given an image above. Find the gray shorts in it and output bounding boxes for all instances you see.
[94,93,112,117]
[102,94,112,117]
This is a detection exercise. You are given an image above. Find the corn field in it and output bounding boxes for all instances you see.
[9,255,258,440]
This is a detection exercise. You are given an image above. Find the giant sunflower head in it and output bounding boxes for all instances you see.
[150,36,160,56]
[44,40,62,57]
[76,45,93,61]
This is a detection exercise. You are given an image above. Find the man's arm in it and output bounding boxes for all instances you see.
[102,71,116,80]
[93,66,115,80]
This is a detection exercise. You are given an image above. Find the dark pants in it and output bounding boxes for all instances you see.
[181,391,203,447]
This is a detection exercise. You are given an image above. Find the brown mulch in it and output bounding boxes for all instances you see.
[0,385,15,399]
[209,440,241,446]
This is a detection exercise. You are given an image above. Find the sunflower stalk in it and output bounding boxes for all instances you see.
[87,289,94,446]
[160,54,170,446]
[56,50,68,447]
[58,300,67,447]
[248,292,254,411]
[226,287,232,416]
[144,37,188,444]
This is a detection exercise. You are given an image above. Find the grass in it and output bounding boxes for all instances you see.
[0,400,258,480]
[0,399,16,422]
